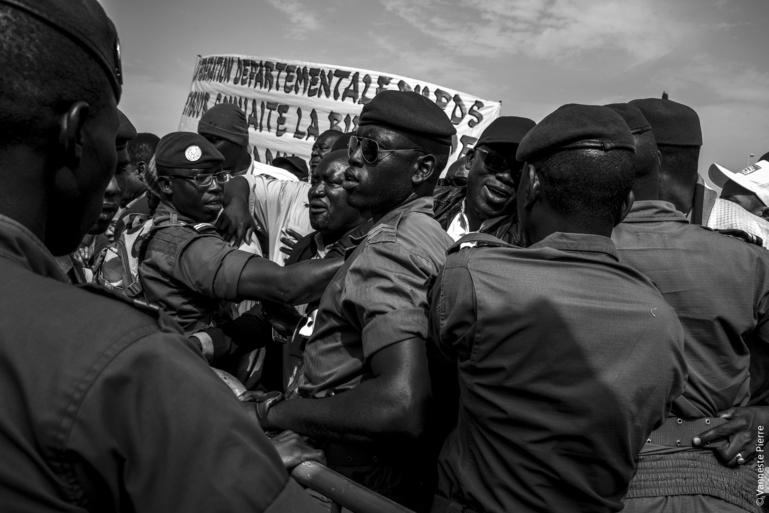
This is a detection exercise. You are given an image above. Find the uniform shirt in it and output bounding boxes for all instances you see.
[613,200,769,417]
[0,213,316,512]
[244,173,312,265]
[300,196,453,397]
[430,232,686,513]
[140,203,254,333]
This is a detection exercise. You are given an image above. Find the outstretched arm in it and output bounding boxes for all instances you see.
[237,256,342,305]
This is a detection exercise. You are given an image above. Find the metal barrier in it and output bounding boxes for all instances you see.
[291,461,416,513]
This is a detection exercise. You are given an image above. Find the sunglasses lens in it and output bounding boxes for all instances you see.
[214,172,230,184]
[349,136,380,164]
[484,152,510,173]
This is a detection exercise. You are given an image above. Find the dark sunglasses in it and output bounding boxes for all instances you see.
[348,135,427,164]
[475,148,515,174]
[164,170,230,188]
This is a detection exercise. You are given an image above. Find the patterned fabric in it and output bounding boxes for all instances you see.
[707,198,769,248]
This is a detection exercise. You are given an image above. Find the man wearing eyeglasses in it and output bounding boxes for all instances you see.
[252,90,456,510]
[138,132,342,336]
[433,116,535,244]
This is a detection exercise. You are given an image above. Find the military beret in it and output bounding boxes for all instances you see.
[0,0,122,101]
[330,132,355,153]
[198,103,249,147]
[629,98,702,147]
[116,110,137,150]
[359,90,456,146]
[516,104,636,163]
[155,132,224,171]
[476,116,536,147]
[272,156,309,181]
[604,103,652,135]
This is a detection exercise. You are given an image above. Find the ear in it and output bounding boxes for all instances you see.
[57,101,90,169]
[523,164,540,211]
[412,154,436,186]
[465,149,475,169]
[135,161,147,175]
[158,177,173,195]
[617,189,635,225]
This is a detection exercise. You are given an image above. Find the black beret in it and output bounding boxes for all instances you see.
[198,103,249,147]
[272,156,309,180]
[359,90,456,146]
[517,104,636,163]
[155,132,224,171]
[629,98,702,147]
[476,116,536,147]
[0,0,122,101]
[116,109,137,150]
[604,103,651,135]
[330,132,355,153]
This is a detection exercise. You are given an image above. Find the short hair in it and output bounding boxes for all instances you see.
[0,6,112,149]
[659,145,700,182]
[533,149,634,227]
[127,132,160,166]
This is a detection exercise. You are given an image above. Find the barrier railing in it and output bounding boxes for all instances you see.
[291,461,416,513]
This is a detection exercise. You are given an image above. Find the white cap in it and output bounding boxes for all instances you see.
[709,160,769,207]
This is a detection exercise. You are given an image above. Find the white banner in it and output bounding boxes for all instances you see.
[178,55,502,173]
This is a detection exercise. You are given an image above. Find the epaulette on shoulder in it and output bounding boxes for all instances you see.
[191,222,218,234]
[446,233,514,255]
[700,226,764,247]
[366,223,397,244]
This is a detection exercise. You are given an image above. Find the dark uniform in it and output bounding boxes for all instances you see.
[0,214,316,512]
[429,232,687,513]
[139,203,254,334]
[613,200,769,512]
[299,196,453,504]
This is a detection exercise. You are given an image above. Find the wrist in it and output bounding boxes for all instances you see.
[256,391,284,430]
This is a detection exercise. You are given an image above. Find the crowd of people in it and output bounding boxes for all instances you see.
[1,1,768,512]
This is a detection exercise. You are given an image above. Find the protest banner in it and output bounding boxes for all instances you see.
[178,55,502,174]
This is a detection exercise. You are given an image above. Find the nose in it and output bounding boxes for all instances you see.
[495,169,514,186]
[309,180,324,198]
[348,145,364,168]
[208,179,222,193]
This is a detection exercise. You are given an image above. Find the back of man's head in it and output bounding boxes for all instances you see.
[128,133,160,167]
[629,97,702,213]
[516,104,636,243]
[0,0,122,255]
[605,103,660,200]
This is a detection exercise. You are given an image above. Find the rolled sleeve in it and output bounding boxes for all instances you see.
[346,242,438,360]
[429,254,478,362]
[176,236,253,300]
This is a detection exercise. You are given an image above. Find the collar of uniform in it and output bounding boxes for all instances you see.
[0,213,68,282]
[374,196,434,231]
[623,200,688,224]
[530,231,618,260]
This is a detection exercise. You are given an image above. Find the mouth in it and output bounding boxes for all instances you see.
[309,200,328,214]
[342,168,359,190]
[207,197,223,209]
[484,183,513,202]
[99,205,118,220]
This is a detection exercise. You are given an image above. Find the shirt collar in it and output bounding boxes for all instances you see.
[623,200,689,224]
[155,202,198,225]
[0,214,68,281]
[373,196,434,230]
[529,231,618,261]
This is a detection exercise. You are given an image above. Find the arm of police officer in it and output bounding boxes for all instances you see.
[67,328,320,511]
[262,339,431,444]
[693,289,769,466]
[177,232,341,306]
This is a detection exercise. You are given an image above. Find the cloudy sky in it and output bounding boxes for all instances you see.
[103,0,768,183]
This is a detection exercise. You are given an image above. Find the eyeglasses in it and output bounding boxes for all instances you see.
[164,170,230,187]
[475,148,515,174]
[348,135,427,164]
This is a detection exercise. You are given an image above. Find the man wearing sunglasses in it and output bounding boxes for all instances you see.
[253,90,456,510]
[138,132,342,335]
[433,116,535,244]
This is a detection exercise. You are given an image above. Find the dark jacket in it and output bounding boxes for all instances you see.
[432,185,521,246]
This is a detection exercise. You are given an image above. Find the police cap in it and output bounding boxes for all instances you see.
[476,116,536,147]
[359,91,456,146]
[155,132,224,171]
[604,103,652,135]
[629,98,702,147]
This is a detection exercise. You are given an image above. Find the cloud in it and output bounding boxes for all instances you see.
[264,0,320,39]
[380,0,686,65]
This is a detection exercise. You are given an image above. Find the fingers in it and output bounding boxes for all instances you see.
[693,417,741,447]
[285,228,303,240]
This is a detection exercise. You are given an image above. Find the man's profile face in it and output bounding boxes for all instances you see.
[308,154,362,234]
[310,131,341,172]
[343,125,418,215]
[113,147,143,207]
[163,166,225,223]
[201,134,242,172]
[465,144,519,221]
[89,175,121,235]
